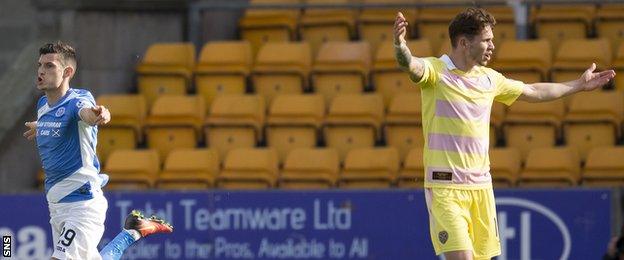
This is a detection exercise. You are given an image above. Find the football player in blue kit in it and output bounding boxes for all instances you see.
[23,41,173,260]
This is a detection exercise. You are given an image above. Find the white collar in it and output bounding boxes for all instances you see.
[440,54,457,70]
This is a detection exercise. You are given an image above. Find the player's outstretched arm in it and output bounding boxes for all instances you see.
[79,105,111,126]
[518,63,616,103]
[23,121,37,141]
[394,12,425,83]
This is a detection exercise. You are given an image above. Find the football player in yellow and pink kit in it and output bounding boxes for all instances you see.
[393,7,615,260]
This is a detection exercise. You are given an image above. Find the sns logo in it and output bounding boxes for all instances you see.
[496,198,571,260]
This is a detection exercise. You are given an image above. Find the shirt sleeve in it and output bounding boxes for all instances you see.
[491,69,525,106]
[72,93,96,121]
[415,57,439,88]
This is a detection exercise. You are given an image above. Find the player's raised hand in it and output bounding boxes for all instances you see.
[394,12,408,46]
[579,63,616,91]
[91,105,111,125]
[23,121,37,141]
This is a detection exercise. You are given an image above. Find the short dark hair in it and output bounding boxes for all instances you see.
[39,41,77,67]
[448,8,496,48]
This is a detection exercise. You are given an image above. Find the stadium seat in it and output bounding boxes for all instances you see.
[563,91,623,161]
[156,148,219,190]
[551,39,612,85]
[518,146,580,187]
[582,146,624,187]
[490,102,506,147]
[311,41,371,106]
[490,40,552,83]
[279,148,339,189]
[503,99,565,161]
[251,42,311,105]
[372,40,428,106]
[417,1,462,53]
[595,4,624,54]
[489,147,521,188]
[324,94,384,161]
[398,148,423,188]
[384,93,423,161]
[194,41,251,112]
[358,0,418,53]
[436,38,452,57]
[137,43,195,107]
[533,4,595,51]
[96,94,147,164]
[145,95,205,161]
[299,0,357,55]
[339,147,399,188]
[486,6,516,49]
[614,42,624,91]
[205,95,265,159]
[217,148,278,189]
[238,0,300,54]
[266,94,324,163]
[105,149,160,190]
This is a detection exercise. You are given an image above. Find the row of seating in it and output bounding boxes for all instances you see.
[136,39,624,109]
[96,90,624,167]
[96,145,624,190]
[239,0,624,55]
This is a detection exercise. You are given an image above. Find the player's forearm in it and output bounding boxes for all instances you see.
[79,108,99,126]
[394,42,413,70]
[525,80,583,102]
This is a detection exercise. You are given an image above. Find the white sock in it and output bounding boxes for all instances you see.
[124,229,142,241]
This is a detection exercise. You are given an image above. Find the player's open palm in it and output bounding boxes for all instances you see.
[394,12,408,45]
[580,63,616,91]
[23,121,37,141]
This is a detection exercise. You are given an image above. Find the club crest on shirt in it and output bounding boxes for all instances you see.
[438,231,448,244]
[55,107,65,117]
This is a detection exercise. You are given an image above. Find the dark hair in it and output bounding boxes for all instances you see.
[39,41,77,67]
[448,8,496,48]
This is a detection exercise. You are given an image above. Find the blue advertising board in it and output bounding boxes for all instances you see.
[0,189,612,259]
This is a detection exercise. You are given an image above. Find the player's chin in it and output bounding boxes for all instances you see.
[479,59,489,66]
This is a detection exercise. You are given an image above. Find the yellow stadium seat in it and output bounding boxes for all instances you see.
[239,0,300,54]
[372,40,428,106]
[385,93,423,161]
[145,96,205,161]
[491,40,552,83]
[251,42,311,105]
[490,102,506,147]
[217,148,278,189]
[398,148,423,188]
[486,6,516,49]
[594,4,624,52]
[563,91,623,161]
[533,4,595,51]
[279,148,339,189]
[311,41,371,105]
[503,99,565,161]
[551,39,612,85]
[614,43,624,91]
[489,147,521,188]
[339,147,399,188]
[436,38,451,57]
[96,95,147,164]
[518,147,580,187]
[324,94,384,161]
[105,149,160,190]
[156,148,219,190]
[299,0,357,55]
[266,94,324,163]
[417,1,462,52]
[205,95,265,159]
[582,146,624,187]
[137,43,195,107]
[195,41,251,112]
[358,0,418,53]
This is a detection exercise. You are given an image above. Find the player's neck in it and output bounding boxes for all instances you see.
[448,51,477,73]
[46,82,70,106]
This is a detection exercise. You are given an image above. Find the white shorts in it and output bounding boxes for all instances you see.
[48,190,108,260]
